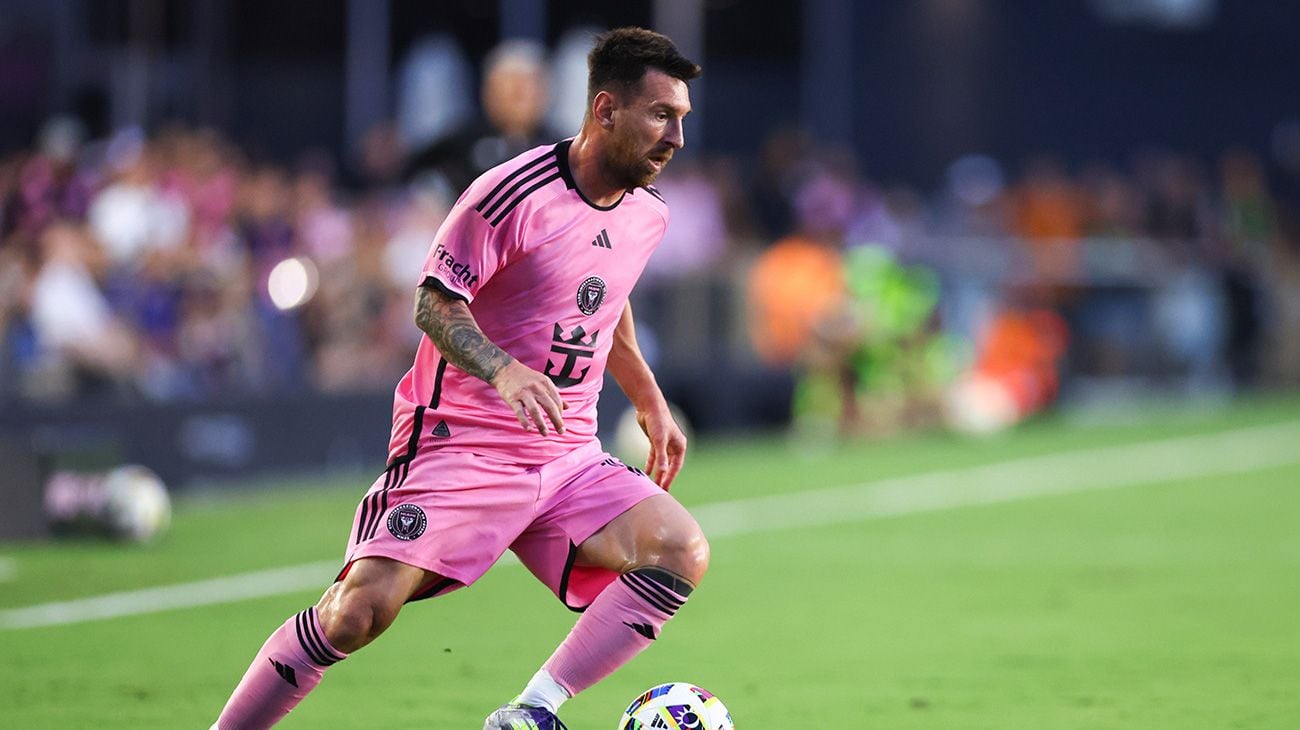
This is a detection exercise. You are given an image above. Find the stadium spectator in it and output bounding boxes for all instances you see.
[351,120,406,191]
[1078,161,1145,237]
[2,108,1296,420]
[3,119,93,241]
[746,126,813,240]
[89,134,190,270]
[394,34,474,157]
[403,39,563,198]
[27,221,138,398]
[1007,155,1085,295]
[796,246,953,437]
[1009,156,1086,242]
[230,162,307,391]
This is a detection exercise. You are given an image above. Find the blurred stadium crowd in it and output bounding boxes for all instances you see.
[3,37,1299,435]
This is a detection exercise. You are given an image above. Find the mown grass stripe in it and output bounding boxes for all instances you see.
[3,420,1297,631]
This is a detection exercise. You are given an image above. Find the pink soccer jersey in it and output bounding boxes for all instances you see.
[385,139,670,465]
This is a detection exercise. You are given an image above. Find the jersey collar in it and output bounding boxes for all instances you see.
[555,139,626,211]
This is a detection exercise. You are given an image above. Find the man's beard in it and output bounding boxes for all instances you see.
[606,138,670,189]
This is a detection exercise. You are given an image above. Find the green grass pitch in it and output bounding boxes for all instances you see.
[3,395,1299,728]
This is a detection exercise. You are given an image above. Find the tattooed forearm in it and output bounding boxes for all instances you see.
[415,285,514,383]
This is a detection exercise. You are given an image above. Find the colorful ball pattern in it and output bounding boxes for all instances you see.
[617,682,734,730]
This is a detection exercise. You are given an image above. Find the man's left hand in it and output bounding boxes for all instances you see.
[637,405,687,490]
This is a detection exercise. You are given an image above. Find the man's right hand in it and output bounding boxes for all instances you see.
[491,360,569,436]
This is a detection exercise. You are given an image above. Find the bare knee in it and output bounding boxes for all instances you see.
[581,495,711,586]
[650,523,710,586]
[313,557,434,652]
[316,582,402,653]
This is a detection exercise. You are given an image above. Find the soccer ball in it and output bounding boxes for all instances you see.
[100,465,172,542]
[617,682,734,730]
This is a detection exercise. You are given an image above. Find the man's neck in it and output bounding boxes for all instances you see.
[567,130,625,207]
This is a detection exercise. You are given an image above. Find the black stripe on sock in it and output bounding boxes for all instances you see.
[619,574,679,617]
[293,605,321,662]
[623,570,687,610]
[304,609,345,662]
[629,566,695,598]
[623,572,686,615]
[297,611,332,666]
[294,611,332,666]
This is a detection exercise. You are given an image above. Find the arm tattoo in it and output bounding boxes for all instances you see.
[414,286,514,383]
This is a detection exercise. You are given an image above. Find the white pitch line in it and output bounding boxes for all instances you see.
[3,419,1299,631]
[0,561,340,631]
[692,419,1300,539]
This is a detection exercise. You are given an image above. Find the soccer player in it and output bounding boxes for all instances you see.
[213,27,705,730]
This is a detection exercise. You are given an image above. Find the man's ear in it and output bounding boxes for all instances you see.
[592,90,617,129]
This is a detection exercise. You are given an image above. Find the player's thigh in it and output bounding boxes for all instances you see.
[511,453,664,608]
[575,492,708,580]
[318,557,440,630]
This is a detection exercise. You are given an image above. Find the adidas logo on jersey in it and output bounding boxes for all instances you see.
[591,229,612,249]
[431,420,452,438]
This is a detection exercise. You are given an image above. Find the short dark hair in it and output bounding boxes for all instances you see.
[587,27,702,103]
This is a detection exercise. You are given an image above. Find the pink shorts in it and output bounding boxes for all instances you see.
[340,440,663,609]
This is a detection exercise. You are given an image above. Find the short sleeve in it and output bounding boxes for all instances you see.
[418,202,503,303]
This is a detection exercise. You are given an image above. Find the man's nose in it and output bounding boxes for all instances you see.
[663,118,685,150]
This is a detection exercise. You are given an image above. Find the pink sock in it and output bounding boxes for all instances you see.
[543,567,693,697]
[214,607,347,729]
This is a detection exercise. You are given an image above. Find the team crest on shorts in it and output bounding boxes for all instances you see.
[577,276,606,315]
[387,504,427,541]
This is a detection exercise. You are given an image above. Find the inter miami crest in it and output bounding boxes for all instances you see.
[577,275,606,315]
[387,504,427,541]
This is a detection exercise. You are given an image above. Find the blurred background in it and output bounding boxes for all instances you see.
[6,5,1300,726]
[2,0,1300,498]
